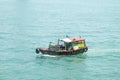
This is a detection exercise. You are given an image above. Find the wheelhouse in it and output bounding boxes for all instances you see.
[59,37,86,50]
[49,37,87,51]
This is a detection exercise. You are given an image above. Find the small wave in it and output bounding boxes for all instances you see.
[43,54,57,57]
[42,54,57,57]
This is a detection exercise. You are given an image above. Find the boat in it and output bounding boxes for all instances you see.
[36,36,88,55]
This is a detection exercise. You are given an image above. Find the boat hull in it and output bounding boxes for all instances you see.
[36,47,88,55]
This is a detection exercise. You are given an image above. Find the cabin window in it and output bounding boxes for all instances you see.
[65,43,72,50]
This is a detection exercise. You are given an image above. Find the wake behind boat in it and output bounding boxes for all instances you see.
[36,36,88,55]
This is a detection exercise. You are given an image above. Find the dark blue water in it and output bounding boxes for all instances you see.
[0,0,120,80]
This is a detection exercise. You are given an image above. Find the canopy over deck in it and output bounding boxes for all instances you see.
[60,38,72,43]
[60,37,85,43]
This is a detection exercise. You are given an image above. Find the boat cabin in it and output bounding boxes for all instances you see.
[49,37,86,51]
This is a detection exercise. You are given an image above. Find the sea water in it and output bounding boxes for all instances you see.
[0,0,120,80]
